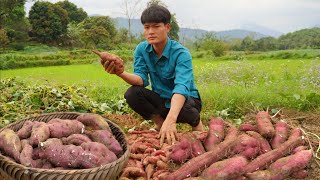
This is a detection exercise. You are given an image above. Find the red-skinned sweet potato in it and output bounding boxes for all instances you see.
[81,142,117,163]
[230,134,260,159]
[246,131,272,154]
[17,120,35,139]
[169,134,192,164]
[271,121,289,149]
[239,123,258,132]
[19,143,42,168]
[255,111,275,138]
[204,117,225,151]
[201,156,248,179]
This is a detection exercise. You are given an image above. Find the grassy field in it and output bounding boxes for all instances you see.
[2,55,319,122]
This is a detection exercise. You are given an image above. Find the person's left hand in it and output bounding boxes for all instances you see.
[158,118,178,146]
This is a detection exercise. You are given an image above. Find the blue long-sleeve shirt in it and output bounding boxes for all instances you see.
[133,37,199,108]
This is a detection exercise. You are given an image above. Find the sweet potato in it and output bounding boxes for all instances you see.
[271,121,288,149]
[291,169,309,179]
[230,134,260,159]
[17,120,35,139]
[48,118,85,138]
[292,146,308,154]
[19,143,42,168]
[204,117,225,151]
[121,167,146,178]
[246,150,312,180]
[29,122,50,146]
[62,134,92,145]
[86,129,123,156]
[288,128,302,140]
[76,113,111,131]
[81,142,117,163]
[41,137,63,147]
[246,131,272,154]
[244,136,305,173]
[0,129,22,162]
[166,127,238,180]
[239,123,258,132]
[201,156,248,179]
[255,111,275,138]
[146,164,155,180]
[93,50,124,74]
[169,134,192,164]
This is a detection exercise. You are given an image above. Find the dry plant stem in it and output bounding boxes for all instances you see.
[300,128,320,168]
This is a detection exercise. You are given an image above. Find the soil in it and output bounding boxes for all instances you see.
[104,109,320,180]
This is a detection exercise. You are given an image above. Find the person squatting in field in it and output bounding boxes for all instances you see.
[99,4,203,146]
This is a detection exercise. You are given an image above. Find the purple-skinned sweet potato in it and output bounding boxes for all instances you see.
[204,117,225,151]
[39,138,63,149]
[48,118,85,138]
[19,143,43,168]
[17,120,35,139]
[29,122,50,146]
[0,129,22,162]
[76,113,111,131]
[85,129,123,156]
[81,142,117,163]
[246,131,272,154]
[62,134,92,145]
[230,134,260,159]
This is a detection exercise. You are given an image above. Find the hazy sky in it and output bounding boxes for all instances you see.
[25,0,320,33]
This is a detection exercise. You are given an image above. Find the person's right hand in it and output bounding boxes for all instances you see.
[93,50,124,75]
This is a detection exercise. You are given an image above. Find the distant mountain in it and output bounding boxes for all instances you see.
[240,23,283,38]
[112,17,273,41]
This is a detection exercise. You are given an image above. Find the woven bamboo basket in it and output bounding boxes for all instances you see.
[0,112,130,180]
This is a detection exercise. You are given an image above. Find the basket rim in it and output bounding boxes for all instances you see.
[0,112,130,175]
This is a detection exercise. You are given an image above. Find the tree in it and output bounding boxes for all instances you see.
[55,0,87,23]
[147,0,180,41]
[196,32,228,57]
[254,37,278,51]
[120,0,143,49]
[0,28,9,49]
[240,36,256,51]
[78,16,117,49]
[29,1,69,43]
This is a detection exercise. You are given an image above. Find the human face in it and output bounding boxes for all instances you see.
[143,23,170,45]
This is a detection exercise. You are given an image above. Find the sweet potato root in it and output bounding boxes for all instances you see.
[48,118,85,138]
[19,143,42,168]
[204,117,225,151]
[62,134,92,145]
[239,123,258,132]
[81,142,117,163]
[230,134,260,159]
[246,131,272,154]
[76,113,111,131]
[166,127,238,180]
[17,120,35,139]
[169,134,192,164]
[244,136,305,173]
[86,129,123,156]
[201,156,248,179]
[29,122,50,146]
[255,111,275,138]
[271,121,289,149]
[0,129,22,162]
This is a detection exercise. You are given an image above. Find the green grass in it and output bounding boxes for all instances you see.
[1,56,320,121]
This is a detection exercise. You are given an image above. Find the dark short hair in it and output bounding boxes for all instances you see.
[141,5,171,24]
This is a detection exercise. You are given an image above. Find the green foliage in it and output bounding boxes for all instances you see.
[169,14,179,41]
[29,1,69,43]
[55,0,87,23]
[278,27,320,49]
[78,16,117,49]
[0,0,26,28]
[0,78,130,128]
[195,32,228,57]
[0,28,9,49]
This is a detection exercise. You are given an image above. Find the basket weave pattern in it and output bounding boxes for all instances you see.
[0,112,129,180]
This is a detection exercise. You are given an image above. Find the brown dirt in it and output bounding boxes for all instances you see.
[104,109,320,180]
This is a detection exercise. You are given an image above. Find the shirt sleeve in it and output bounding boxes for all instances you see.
[133,44,149,87]
[172,50,193,99]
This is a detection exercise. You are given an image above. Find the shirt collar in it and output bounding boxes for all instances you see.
[145,37,171,59]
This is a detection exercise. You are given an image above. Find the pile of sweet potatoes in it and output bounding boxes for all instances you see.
[0,113,123,169]
[121,111,314,180]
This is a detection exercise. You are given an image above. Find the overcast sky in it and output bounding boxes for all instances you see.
[25,0,320,33]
